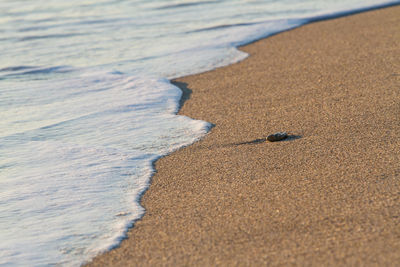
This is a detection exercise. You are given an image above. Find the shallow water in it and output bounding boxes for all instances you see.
[0,0,398,265]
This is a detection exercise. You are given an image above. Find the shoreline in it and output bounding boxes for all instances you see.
[88,5,400,266]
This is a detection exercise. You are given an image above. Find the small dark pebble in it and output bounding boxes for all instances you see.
[267,132,288,142]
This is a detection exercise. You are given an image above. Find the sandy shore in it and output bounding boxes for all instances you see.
[88,6,400,266]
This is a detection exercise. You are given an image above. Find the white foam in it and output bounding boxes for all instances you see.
[0,71,210,265]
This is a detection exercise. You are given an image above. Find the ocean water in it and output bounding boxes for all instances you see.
[0,0,398,266]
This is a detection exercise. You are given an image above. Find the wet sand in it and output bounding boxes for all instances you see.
[88,6,400,266]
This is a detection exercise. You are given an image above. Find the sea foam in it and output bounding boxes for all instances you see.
[0,71,210,265]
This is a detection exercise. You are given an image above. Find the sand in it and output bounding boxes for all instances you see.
[88,6,400,266]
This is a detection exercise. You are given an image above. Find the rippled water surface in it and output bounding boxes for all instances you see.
[0,0,398,265]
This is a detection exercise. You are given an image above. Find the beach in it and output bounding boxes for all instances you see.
[88,6,400,266]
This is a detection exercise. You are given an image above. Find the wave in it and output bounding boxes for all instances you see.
[155,0,218,10]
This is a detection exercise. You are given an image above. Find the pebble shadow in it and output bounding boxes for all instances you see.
[233,135,302,146]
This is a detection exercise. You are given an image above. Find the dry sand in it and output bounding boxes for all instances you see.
[88,6,400,266]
